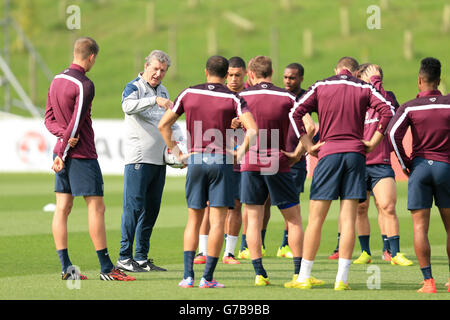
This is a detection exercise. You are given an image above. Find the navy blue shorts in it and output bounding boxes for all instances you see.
[408,157,450,210]
[185,153,234,209]
[54,155,104,197]
[366,164,395,192]
[240,171,299,208]
[291,159,307,194]
[310,152,366,201]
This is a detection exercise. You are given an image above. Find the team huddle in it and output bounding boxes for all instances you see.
[44,37,450,294]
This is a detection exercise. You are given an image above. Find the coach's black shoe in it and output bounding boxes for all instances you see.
[116,258,147,272]
[138,258,167,271]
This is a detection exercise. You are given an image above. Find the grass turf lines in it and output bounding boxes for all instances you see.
[0,173,449,300]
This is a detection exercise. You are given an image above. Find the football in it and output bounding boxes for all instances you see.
[163,126,188,168]
[163,142,187,168]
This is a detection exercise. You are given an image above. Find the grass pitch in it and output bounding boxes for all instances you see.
[0,173,449,301]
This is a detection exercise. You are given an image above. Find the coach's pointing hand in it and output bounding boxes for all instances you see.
[156,97,174,110]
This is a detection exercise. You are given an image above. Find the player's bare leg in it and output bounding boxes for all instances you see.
[238,204,250,259]
[207,207,228,257]
[373,178,399,238]
[246,204,264,260]
[354,193,372,264]
[356,195,370,236]
[198,206,228,287]
[261,196,271,254]
[280,204,303,258]
[439,207,450,290]
[302,200,332,261]
[85,196,107,250]
[338,199,359,260]
[372,178,412,266]
[411,208,436,292]
[85,195,131,280]
[194,206,210,263]
[295,199,331,286]
[246,204,269,284]
[226,199,242,236]
[223,199,242,263]
[52,192,74,250]
[200,206,210,235]
[332,199,358,289]
[184,208,205,251]
[411,208,431,268]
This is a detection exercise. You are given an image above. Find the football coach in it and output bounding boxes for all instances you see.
[116,50,180,273]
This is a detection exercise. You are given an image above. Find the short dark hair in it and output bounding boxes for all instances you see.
[336,56,359,72]
[206,56,229,78]
[285,63,304,77]
[74,37,99,60]
[248,55,273,78]
[419,57,441,84]
[228,56,246,69]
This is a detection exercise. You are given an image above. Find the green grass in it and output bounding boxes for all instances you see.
[1,0,449,118]
[0,173,449,300]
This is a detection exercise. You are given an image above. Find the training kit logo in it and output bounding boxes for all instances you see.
[17,131,50,166]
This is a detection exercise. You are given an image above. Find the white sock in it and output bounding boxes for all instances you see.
[224,235,238,256]
[198,234,208,256]
[336,258,352,283]
[297,259,314,282]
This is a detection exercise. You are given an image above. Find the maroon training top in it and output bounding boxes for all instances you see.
[388,90,450,169]
[239,82,296,173]
[364,75,400,165]
[290,69,395,161]
[172,82,249,155]
[44,64,97,161]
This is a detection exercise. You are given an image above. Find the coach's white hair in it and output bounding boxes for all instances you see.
[145,50,171,68]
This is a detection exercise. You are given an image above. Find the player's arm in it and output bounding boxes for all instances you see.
[158,108,179,149]
[362,84,395,153]
[361,131,385,153]
[283,113,316,165]
[44,91,64,138]
[287,85,323,158]
[365,65,400,109]
[235,111,258,163]
[303,113,316,138]
[387,104,412,175]
[158,92,186,162]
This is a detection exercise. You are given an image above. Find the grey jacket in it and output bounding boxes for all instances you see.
[121,73,180,165]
